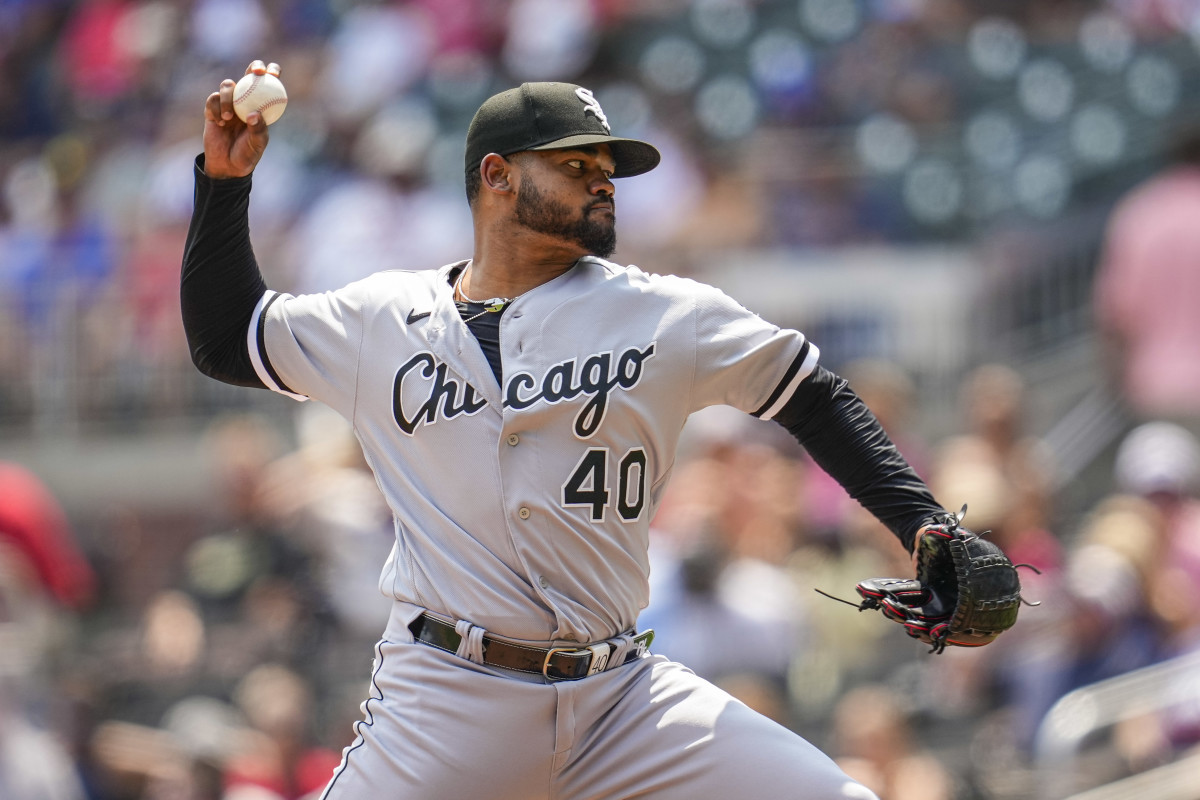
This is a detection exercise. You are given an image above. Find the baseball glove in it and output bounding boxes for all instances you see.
[817,506,1034,654]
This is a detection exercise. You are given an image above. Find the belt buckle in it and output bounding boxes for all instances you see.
[542,642,612,681]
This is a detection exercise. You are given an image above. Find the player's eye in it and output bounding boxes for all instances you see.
[565,160,584,170]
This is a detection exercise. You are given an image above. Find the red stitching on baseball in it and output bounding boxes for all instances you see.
[234,74,262,105]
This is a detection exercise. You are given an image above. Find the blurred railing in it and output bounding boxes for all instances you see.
[1057,753,1200,800]
[978,208,1109,361]
[973,206,1133,506]
[1033,649,1200,800]
[0,290,282,438]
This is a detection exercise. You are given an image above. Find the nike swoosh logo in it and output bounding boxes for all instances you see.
[406,310,431,324]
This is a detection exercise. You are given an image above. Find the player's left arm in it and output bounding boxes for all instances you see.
[682,279,947,551]
[772,366,946,553]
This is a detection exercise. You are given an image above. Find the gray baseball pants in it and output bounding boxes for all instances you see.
[319,606,879,800]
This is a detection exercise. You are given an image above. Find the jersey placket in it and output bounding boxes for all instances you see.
[492,304,566,622]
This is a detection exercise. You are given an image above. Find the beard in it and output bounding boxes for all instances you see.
[514,174,617,258]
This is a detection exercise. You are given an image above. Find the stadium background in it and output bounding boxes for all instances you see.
[3,1,1200,798]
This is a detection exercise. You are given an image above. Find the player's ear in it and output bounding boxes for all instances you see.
[481,153,513,194]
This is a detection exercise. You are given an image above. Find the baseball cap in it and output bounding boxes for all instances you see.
[465,82,660,178]
[1114,421,1200,497]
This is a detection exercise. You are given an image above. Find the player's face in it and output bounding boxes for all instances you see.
[513,147,617,258]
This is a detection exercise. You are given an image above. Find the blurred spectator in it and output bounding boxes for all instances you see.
[189,0,270,64]
[283,117,473,293]
[58,0,141,110]
[0,461,95,611]
[191,412,298,597]
[643,430,809,714]
[642,517,805,699]
[181,414,331,668]
[1039,476,1200,786]
[4,146,118,334]
[315,4,436,127]
[787,518,908,717]
[644,410,814,722]
[1094,126,1200,433]
[1060,495,1169,692]
[935,364,1058,518]
[89,688,332,800]
[224,664,341,800]
[830,684,957,800]
[88,685,231,798]
[0,461,94,799]
[501,0,600,80]
[1113,421,1200,652]
[254,404,394,639]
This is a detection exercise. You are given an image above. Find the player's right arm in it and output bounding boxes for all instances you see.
[180,62,278,388]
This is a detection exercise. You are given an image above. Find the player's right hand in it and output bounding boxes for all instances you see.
[202,60,276,180]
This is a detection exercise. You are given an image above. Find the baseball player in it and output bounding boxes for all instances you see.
[182,61,956,800]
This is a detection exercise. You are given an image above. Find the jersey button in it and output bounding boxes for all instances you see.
[518,507,531,520]
[538,575,549,589]
[506,433,520,446]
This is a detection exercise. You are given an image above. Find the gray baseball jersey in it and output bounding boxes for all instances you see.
[242,255,885,800]
[248,256,817,643]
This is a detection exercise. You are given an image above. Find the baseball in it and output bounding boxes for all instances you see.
[232,71,288,125]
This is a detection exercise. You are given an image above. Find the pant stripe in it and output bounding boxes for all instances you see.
[319,638,389,800]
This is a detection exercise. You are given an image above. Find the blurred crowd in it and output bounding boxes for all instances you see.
[3,0,1200,429]
[8,362,1200,799]
[6,1,1200,799]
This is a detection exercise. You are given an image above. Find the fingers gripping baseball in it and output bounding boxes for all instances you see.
[202,61,280,180]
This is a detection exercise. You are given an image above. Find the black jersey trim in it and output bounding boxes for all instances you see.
[254,292,302,397]
[750,341,813,419]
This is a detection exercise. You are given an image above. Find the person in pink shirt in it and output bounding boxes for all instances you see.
[1094,127,1200,431]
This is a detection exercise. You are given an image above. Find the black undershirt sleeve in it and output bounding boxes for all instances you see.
[180,155,268,388]
[773,365,946,552]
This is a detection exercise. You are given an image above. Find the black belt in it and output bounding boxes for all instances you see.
[408,613,653,681]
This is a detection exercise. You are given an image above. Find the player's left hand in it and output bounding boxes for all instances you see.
[202,60,277,180]
[816,506,1035,653]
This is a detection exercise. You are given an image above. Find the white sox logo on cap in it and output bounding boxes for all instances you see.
[575,87,610,133]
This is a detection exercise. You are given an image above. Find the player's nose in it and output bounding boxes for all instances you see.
[590,175,615,198]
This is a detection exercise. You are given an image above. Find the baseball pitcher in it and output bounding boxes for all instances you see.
[182,61,997,800]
